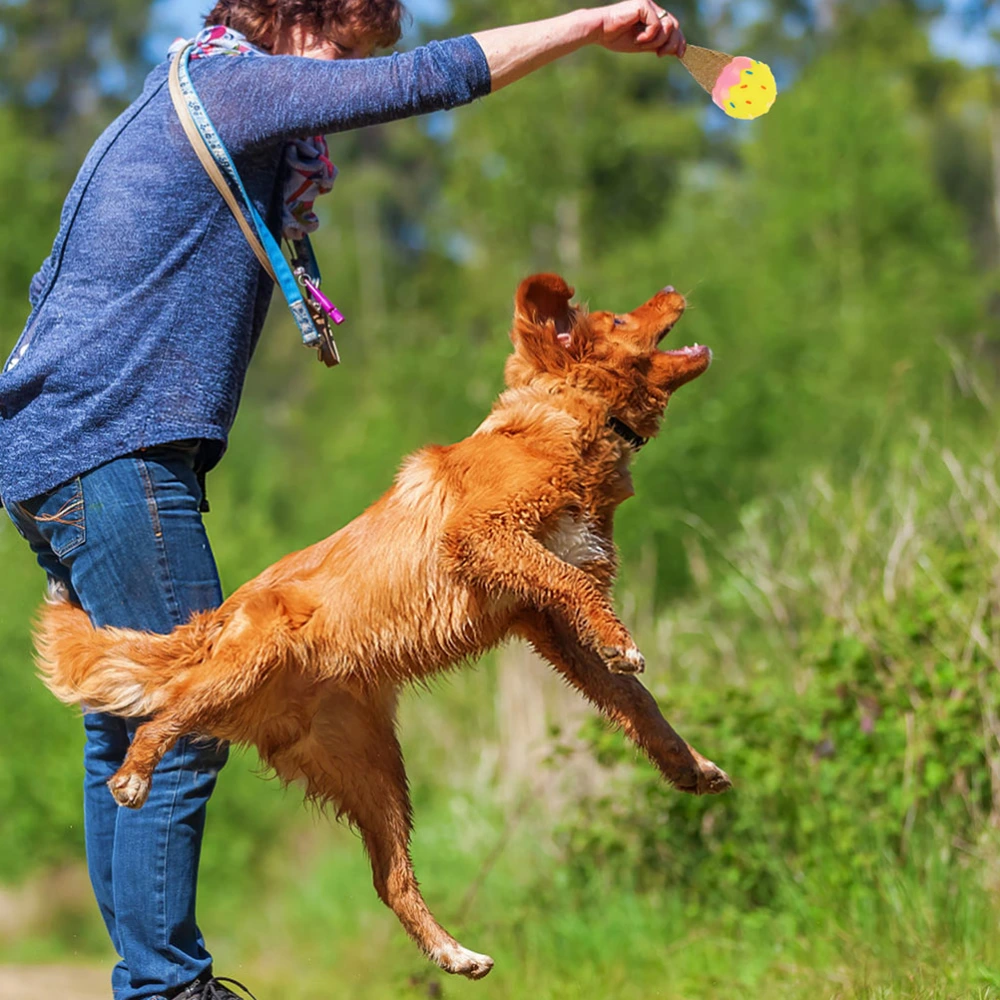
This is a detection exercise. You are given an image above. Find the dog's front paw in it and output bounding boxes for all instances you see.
[600,644,645,674]
[692,755,732,795]
[431,943,495,980]
[671,754,732,796]
[108,770,151,809]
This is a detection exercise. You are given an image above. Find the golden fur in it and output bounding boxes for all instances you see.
[36,273,730,979]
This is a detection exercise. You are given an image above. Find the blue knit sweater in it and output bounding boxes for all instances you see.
[0,37,491,505]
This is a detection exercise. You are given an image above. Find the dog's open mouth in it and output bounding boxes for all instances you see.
[656,317,711,362]
[663,342,711,359]
[656,320,676,344]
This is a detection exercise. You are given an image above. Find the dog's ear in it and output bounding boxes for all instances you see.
[514,273,575,344]
[507,275,579,385]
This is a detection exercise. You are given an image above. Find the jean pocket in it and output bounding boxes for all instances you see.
[21,477,87,557]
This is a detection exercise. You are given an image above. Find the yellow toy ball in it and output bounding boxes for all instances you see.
[711,57,777,120]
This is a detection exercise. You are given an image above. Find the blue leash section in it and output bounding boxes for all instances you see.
[171,42,341,366]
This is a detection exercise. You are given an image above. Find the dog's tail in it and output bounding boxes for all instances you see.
[34,581,213,717]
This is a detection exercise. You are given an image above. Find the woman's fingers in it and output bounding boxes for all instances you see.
[657,11,685,57]
[602,3,686,57]
[633,2,666,44]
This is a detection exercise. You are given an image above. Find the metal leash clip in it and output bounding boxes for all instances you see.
[289,243,343,368]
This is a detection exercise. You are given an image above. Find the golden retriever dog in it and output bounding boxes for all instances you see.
[36,273,731,980]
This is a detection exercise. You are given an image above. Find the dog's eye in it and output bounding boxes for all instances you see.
[613,317,625,327]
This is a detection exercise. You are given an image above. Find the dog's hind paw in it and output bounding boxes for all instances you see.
[108,771,151,809]
[431,943,495,979]
[600,644,645,674]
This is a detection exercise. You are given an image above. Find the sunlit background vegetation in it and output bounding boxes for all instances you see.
[1,0,998,997]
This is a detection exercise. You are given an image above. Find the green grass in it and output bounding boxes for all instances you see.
[8,817,1000,999]
[188,794,1000,1000]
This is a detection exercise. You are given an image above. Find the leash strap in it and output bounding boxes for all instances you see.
[168,43,341,366]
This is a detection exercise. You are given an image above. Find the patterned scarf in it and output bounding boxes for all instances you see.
[168,25,337,241]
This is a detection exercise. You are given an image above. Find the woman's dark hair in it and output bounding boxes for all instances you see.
[204,0,406,51]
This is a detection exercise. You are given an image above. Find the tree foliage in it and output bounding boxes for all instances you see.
[0,0,154,142]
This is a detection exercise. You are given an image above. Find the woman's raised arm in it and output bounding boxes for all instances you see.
[197,3,685,153]
[474,2,685,92]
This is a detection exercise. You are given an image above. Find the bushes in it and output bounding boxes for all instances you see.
[559,426,1000,909]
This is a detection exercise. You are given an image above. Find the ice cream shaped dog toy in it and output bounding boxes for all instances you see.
[680,45,777,120]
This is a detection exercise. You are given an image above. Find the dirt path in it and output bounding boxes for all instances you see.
[0,964,108,999]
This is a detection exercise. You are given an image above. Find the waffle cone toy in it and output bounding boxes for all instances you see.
[681,45,777,120]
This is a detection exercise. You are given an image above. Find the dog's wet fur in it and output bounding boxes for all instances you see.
[36,274,730,979]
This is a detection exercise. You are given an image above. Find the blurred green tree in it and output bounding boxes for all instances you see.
[0,0,153,141]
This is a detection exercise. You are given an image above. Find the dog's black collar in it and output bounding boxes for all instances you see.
[607,415,648,451]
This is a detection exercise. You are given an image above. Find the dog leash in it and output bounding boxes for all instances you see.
[168,42,343,367]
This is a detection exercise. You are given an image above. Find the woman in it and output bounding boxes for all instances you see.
[0,2,685,998]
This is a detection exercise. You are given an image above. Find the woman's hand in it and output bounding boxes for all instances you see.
[590,2,686,58]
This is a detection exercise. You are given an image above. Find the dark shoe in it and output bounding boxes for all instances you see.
[199,978,259,1000]
[172,973,258,1000]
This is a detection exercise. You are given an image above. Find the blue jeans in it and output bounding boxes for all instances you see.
[5,443,228,1000]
